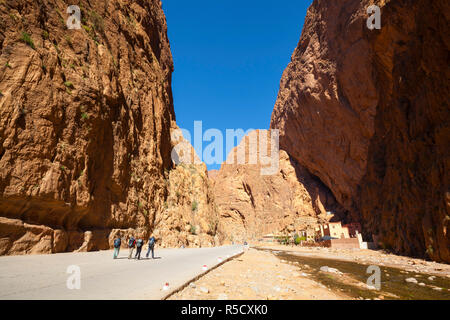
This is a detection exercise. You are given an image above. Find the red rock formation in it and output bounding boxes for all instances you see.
[271,0,378,215]
[207,170,219,180]
[211,130,345,242]
[271,0,449,262]
[359,0,450,262]
[154,128,224,248]
[0,0,175,254]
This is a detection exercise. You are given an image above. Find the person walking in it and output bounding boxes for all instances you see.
[128,236,136,259]
[135,237,144,260]
[113,235,121,259]
[146,235,156,259]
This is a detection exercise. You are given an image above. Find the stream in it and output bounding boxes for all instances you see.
[261,248,450,300]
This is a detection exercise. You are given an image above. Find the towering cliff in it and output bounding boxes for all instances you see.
[156,129,224,248]
[211,130,346,242]
[1,0,448,262]
[271,0,449,262]
[0,0,220,255]
[360,0,449,262]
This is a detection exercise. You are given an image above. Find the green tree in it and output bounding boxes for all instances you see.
[294,234,301,245]
[191,200,198,212]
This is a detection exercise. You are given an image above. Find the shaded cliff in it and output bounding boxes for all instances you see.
[360,0,449,262]
[0,0,181,254]
[271,0,449,261]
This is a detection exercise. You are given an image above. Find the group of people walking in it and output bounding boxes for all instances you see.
[113,235,156,260]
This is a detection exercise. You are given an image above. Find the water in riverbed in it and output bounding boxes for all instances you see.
[262,249,450,300]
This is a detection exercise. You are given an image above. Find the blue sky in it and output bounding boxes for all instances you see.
[162,0,312,170]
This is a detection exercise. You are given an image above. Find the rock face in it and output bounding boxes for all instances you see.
[271,0,449,262]
[359,0,449,262]
[211,130,345,242]
[156,161,223,248]
[154,129,224,248]
[271,0,378,215]
[0,0,176,254]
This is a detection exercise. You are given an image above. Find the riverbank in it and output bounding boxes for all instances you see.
[168,248,350,300]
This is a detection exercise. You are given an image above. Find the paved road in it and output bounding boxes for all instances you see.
[0,245,244,299]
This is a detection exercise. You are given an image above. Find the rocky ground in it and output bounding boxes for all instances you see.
[168,248,349,300]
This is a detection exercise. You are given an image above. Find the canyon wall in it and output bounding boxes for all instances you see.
[271,0,449,262]
[1,0,447,262]
[155,129,224,248]
[0,0,219,255]
[271,0,378,216]
[360,0,449,262]
[211,130,346,242]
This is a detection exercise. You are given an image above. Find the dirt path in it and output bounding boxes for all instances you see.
[168,248,350,300]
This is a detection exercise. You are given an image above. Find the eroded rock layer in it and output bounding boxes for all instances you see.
[211,130,345,242]
[271,0,378,216]
[359,0,449,262]
[154,129,224,248]
[0,0,175,254]
[271,0,449,261]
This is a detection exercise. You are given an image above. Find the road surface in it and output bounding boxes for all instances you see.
[0,245,244,299]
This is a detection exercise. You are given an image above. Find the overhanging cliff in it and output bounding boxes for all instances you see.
[271,0,449,262]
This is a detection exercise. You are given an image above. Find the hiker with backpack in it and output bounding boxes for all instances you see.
[146,235,156,259]
[135,237,144,260]
[113,235,121,259]
[128,236,136,259]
